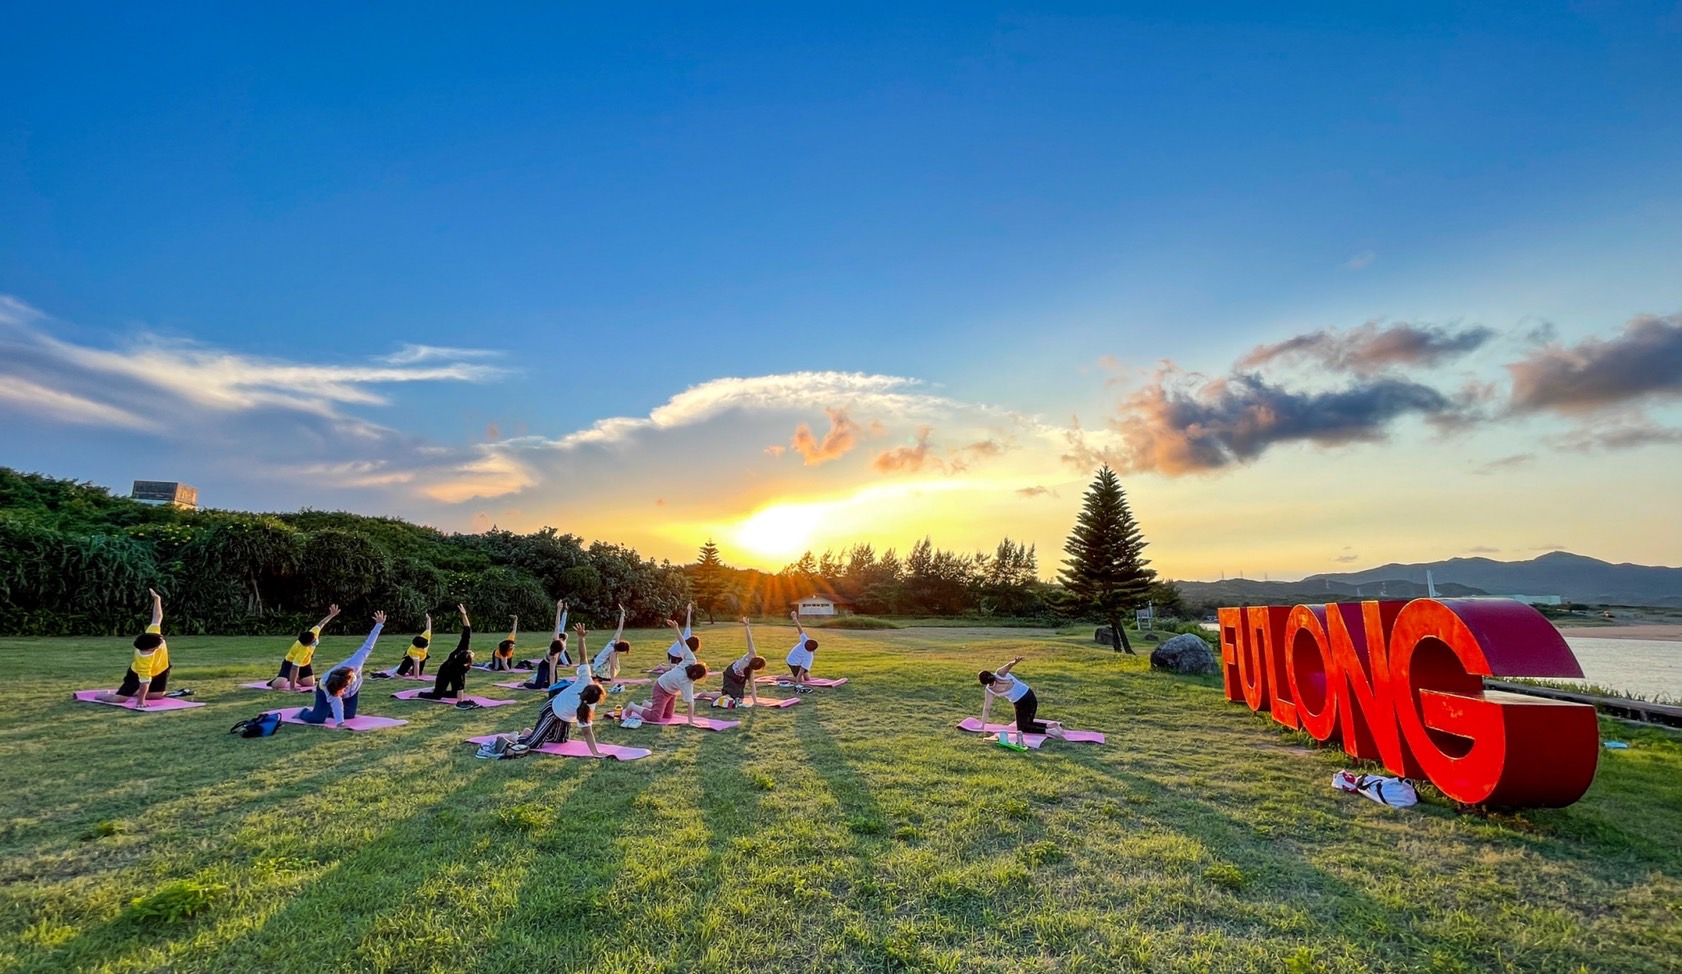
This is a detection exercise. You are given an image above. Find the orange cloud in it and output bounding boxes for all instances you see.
[791,408,861,465]
[872,426,936,473]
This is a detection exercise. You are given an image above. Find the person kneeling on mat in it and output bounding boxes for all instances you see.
[979,656,1067,748]
[587,603,631,689]
[784,611,819,693]
[269,604,339,691]
[297,611,387,727]
[507,660,606,757]
[487,614,519,671]
[698,617,764,709]
[97,588,172,707]
[390,615,432,677]
[417,604,474,700]
[650,602,698,675]
[621,661,708,725]
[520,600,571,689]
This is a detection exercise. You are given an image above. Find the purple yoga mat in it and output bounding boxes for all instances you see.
[271,707,408,731]
[755,676,849,687]
[956,717,1106,746]
[390,689,518,707]
[72,690,204,711]
[492,681,544,691]
[240,681,313,692]
[466,735,651,761]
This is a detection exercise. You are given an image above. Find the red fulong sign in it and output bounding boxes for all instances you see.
[1219,599,1600,807]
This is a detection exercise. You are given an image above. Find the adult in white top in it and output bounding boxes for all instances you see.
[623,661,709,725]
[590,603,630,684]
[979,656,1067,747]
[784,611,818,692]
[510,625,606,756]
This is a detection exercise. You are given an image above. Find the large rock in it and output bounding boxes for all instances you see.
[1094,627,1115,645]
[1150,633,1217,674]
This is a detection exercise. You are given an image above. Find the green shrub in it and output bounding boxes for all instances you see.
[812,615,901,630]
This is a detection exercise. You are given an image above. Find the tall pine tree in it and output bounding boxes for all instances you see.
[1059,466,1155,653]
[692,539,728,624]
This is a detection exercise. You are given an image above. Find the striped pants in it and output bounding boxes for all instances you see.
[518,703,572,747]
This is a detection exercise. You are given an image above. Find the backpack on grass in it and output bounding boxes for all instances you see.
[230,712,282,738]
[1333,770,1418,808]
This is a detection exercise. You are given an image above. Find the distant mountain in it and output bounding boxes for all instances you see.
[1302,552,1682,607]
[1175,577,1489,612]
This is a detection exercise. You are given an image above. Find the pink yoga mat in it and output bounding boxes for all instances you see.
[755,676,848,687]
[610,677,651,686]
[390,689,519,707]
[956,717,1106,746]
[272,707,408,731]
[737,696,799,709]
[625,714,740,731]
[466,735,651,761]
[72,690,205,711]
[492,681,545,691]
[377,672,432,681]
[240,681,313,692]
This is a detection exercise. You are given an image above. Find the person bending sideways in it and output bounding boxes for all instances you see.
[509,671,606,757]
[97,588,172,707]
[297,611,387,726]
[621,662,708,725]
[698,618,764,708]
[979,656,1067,748]
[520,600,571,688]
[587,603,631,688]
[393,615,432,677]
[418,604,474,700]
[652,602,699,676]
[269,604,340,691]
[487,615,519,671]
[784,611,819,693]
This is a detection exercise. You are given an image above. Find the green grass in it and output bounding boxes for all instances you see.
[1,626,1680,973]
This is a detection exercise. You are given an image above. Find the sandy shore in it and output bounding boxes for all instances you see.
[1556,624,1682,642]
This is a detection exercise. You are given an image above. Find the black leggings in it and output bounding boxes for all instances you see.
[418,665,465,700]
[1013,689,1047,733]
[396,656,427,676]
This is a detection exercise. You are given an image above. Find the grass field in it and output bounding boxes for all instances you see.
[1,624,1679,973]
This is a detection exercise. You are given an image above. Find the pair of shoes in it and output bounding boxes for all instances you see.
[794,686,814,694]
[370,671,393,679]
[454,699,482,710]
[165,688,194,698]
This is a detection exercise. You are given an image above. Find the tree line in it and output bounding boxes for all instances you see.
[1,465,1180,646]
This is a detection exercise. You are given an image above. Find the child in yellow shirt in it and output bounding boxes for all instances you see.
[393,615,433,676]
[268,604,340,691]
[97,589,171,707]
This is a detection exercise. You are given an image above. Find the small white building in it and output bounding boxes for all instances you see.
[793,595,847,617]
[131,480,199,511]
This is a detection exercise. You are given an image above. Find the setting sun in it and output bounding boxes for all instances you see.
[731,501,827,563]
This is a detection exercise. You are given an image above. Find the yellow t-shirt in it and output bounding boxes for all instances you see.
[132,623,169,680]
[407,628,432,661]
[496,632,516,660]
[284,626,323,666]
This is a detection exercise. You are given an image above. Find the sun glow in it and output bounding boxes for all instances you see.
[731,500,828,563]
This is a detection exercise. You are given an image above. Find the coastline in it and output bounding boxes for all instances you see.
[1556,624,1682,643]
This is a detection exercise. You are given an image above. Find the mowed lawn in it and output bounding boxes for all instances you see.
[1,626,1679,974]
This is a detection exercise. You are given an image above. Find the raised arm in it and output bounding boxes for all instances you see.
[422,613,433,641]
[316,603,342,631]
[684,601,693,638]
[508,614,519,644]
[553,599,568,638]
[573,623,588,669]
[790,610,805,635]
[148,588,163,631]
[456,604,472,653]
[743,618,761,707]
[344,611,388,673]
[995,656,1024,679]
[612,603,627,644]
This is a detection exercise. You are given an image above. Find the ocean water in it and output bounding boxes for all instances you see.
[1560,637,1682,702]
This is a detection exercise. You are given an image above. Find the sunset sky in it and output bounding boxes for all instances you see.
[3,4,1680,580]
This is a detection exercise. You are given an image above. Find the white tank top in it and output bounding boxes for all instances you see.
[992,677,1030,703]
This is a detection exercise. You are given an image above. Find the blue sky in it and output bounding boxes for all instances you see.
[3,3,1681,578]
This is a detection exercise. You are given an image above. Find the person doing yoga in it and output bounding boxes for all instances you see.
[296,611,387,726]
[268,604,340,691]
[978,657,1067,747]
[784,611,818,693]
[698,617,764,708]
[417,604,474,700]
[588,603,630,687]
[96,589,172,707]
[392,615,432,677]
[519,600,570,688]
[508,665,606,757]
[487,615,519,671]
[621,661,708,725]
[652,602,698,675]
